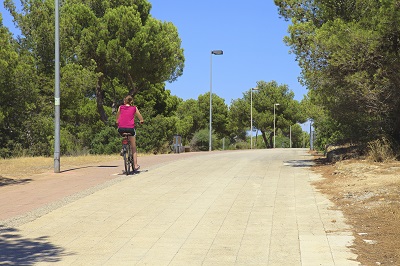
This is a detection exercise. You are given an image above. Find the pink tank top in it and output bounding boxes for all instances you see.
[118,105,137,128]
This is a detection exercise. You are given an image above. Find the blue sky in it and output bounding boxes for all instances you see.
[149,0,307,104]
[1,0,310,130]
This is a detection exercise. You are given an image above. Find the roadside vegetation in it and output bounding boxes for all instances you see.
[275,0,400,158]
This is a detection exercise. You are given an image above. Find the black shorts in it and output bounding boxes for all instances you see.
[118,128,136,137]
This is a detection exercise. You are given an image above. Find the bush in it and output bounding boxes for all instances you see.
[90,126,120,154]
[367,137,396,163]
[138,114,177,154]
[231,140,249,150]
[190,129,218,151]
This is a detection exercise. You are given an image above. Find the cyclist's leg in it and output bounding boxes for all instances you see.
[123,144,130,175]
[129,135,139,169]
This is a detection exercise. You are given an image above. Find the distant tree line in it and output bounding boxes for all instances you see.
[0,0,307,158]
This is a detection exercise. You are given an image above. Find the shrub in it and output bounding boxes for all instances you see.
[190,129,218,151]
[90,126,120,154]
[232,140,249,150]
[138,114,177,154]
[367,137,396,163]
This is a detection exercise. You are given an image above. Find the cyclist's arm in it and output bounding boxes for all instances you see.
[136,107,144,124]
[116,106,121,126]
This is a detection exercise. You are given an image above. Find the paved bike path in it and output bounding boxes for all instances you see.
[0,152,202,223]
[0,149,359,265]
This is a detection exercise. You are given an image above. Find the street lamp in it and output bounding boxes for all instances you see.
[250,87,258,149]
[54,0,60,173]
[209,50,223,151]
[274,103,280,148]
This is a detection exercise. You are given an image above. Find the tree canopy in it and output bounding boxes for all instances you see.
[275,0,400,148]
[230,81,306,148]
[1,0,185,157]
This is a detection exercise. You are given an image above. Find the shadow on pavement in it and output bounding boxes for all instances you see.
[284,160,314,167]
[60,165,118,173]
[0,226,72,265]
[0,177,32,187]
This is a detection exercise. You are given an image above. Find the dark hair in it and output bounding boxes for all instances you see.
[124,95,134,106]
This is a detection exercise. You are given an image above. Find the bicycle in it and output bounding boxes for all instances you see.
[121,133,135,175]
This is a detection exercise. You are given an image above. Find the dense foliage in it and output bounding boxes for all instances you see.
[1,0,185,157]
[275,0,400,150]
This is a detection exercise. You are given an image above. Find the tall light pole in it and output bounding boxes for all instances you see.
[54,0,60,173]
[310,121,314,150]
[209,50,223,151]
[273,103,280,148]
[250,87,258,149]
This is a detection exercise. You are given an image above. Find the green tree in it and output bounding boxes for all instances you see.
[198,92,229,139]
[190,129,219,151]
[227,81,306,149]
[0,14,48,157]
[137,107,177,154]
[275,0,400,146]
[4,0,55,75]
[290,124,305,148]
[60,0,185,123]
[227,97,248,143]
[3,0,185,156]
[174,99,202,145]
[247,81,306,148]
[133,83,180,118]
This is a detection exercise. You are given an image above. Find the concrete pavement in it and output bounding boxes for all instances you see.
[0,149,359,265]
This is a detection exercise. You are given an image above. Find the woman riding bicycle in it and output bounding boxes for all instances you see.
[116,95,144,171]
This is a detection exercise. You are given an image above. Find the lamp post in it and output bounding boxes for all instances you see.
[54,0,60,173]
[274,103,280,148]
[250,87,258,149]
[209,50,223,151]
[310,121,314,150]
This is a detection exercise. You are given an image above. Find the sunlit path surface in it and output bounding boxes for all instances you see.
[0,149,359,265]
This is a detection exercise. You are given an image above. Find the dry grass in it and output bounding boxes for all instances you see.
[312,155,400,266]
[366,137,396,163]
[0,155,121,179]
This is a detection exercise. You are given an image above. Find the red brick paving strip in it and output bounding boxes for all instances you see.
[0,152,208,223]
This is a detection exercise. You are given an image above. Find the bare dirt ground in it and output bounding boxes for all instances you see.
[1,152,400,265]
[312,153,400,266]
